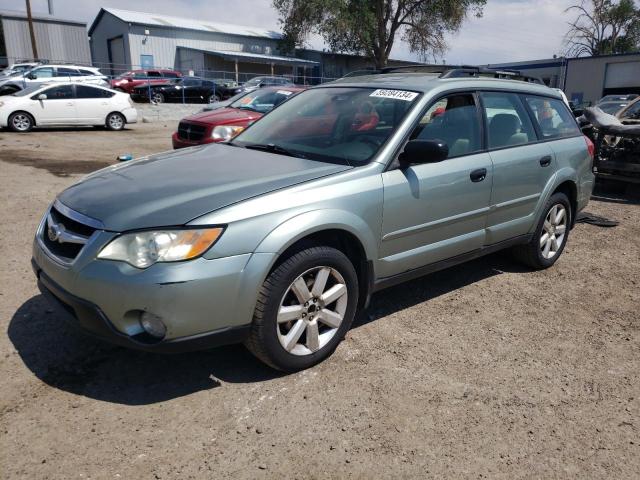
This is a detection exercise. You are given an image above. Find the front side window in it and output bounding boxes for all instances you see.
[525,96,580,139]
[42,85,74,100]
[621,100,640,120]
[231,87,419,165]
[481,92,536,149]
[410,93,481,158]
[30,67,53,79]
[183,78,201,87]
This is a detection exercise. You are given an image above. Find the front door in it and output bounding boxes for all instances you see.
[35,85,77,124]
[379,92,493,278]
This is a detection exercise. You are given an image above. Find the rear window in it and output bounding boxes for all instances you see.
[524,96,580,139]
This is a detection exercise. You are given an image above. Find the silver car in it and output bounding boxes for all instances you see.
[33,69,595,371]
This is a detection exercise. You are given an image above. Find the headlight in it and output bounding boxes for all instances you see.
[212,125,244,141]
[97,227,224,268]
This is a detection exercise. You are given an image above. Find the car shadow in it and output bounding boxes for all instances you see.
[592,180,640,205]
[8,251,527,406]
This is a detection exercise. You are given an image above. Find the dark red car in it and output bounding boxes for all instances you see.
[110,69,182,94]
[172,86,305,149]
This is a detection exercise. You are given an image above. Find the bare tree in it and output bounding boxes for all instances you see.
[564,0,640,57]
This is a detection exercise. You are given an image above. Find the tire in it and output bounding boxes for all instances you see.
[8,112,34,132]
[105,112,125,131]
[208,94,220,104]
[513,192,571,269]
[245,246,359,372]
[151,92,164,104]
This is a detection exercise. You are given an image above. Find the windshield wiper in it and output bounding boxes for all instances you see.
[243,143,306,159]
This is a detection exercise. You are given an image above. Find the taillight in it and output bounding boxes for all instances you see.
[584,135,595,172]
[584,135,595,158]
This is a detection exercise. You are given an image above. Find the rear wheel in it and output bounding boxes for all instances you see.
[513,192,571,269]
[106,112,125,131]
[8,112,34,132]
[245,246,358,371]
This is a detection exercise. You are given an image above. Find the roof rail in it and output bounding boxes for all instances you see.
[379,64,544,85]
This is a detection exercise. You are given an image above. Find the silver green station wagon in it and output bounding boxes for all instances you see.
[33,67,595,371]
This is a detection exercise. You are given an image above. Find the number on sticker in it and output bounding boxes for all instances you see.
[370,89,418,101]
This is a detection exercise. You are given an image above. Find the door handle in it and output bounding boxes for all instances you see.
[470,168,487,183]
[66,102,74,106]
[539,155,552,167]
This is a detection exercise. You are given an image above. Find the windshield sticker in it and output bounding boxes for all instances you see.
[369,89,418,101]
[276,90,293,96]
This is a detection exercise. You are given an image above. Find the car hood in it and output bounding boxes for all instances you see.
[57,144,352,231]
[183,107,262,125]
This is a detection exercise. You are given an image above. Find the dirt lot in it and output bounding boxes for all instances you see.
[1,125,639,479]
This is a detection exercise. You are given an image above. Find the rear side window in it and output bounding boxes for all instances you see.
[79,69,98,76]
[57,67,81,77]
[76,85,115,98]
[411,93,481,158]
[147,71,161,77]
[481,92,536,149]
[524,96,580,139]
[163,72,179,78]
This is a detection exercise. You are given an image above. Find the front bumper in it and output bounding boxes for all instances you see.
[34,262,251,353]
[32,221,275,352]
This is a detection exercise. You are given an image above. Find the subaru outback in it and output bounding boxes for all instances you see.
[32,67,595,371]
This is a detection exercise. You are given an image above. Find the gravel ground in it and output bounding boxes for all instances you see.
[0,125,639,479]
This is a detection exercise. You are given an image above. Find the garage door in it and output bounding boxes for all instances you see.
[605,61,640,89]
[108,36,125,76]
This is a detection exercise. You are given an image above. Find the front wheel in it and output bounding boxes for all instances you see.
[513,192,571,269]
[8,112,34,132]
[245,246,359,371]
[106,112,125,131]
[208,94,220,104]
[151,92,164,104]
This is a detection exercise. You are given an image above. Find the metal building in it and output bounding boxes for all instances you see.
[88,8,318,82]
[485,58,566,88]
[563,53,640,106]
[0,9,91,67]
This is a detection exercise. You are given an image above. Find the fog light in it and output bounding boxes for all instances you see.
[139,312,167,339]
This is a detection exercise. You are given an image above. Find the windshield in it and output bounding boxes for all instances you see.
[231,89,297,113]
[244,77,264,87]
[11,85,43,97]
[231,87,420,165]
[599,102,627,115]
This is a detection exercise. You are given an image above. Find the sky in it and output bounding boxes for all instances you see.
[0,0,578,64]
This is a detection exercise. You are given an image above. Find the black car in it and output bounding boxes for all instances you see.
[131,77,234,104]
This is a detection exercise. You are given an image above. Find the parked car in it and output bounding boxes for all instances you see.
[130,77,234,103]
[597,101,630,115]
[172,86,305,148]
[597,94,638,104]
[110,69,182,94]
[0,65,108,94]
[0,62,40,78]
[32,70,594,371]
[0,82,137,132]
[238,76,294,94]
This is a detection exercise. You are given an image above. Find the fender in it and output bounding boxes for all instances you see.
[528,166,578,233]
[255,208,379,264]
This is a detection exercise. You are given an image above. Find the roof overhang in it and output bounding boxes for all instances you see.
[177,47,319,67]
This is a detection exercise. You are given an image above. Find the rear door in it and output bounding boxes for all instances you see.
[75,85,115,124]
[379,92,493,278]
[34,84,77,124]
[480,91,554,244]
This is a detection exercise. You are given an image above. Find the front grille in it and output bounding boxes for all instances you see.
[178,121,207,142]
[41,205,97,262]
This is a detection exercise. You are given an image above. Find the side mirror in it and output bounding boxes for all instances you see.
[37,93,47,100]
[26,73,36,80]
[399,139,448,167]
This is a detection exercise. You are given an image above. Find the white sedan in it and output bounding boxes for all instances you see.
[0,83,137,132]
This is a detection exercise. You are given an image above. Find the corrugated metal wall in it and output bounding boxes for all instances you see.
[127,24,280,70]
[1,16,90,64]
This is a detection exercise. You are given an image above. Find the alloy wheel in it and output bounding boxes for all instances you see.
[540,204,567,260]
[108,114,124,130]
[12,114,31,131]
[277,266,348,356]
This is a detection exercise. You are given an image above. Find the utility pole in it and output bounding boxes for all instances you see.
[25,0,39,60]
